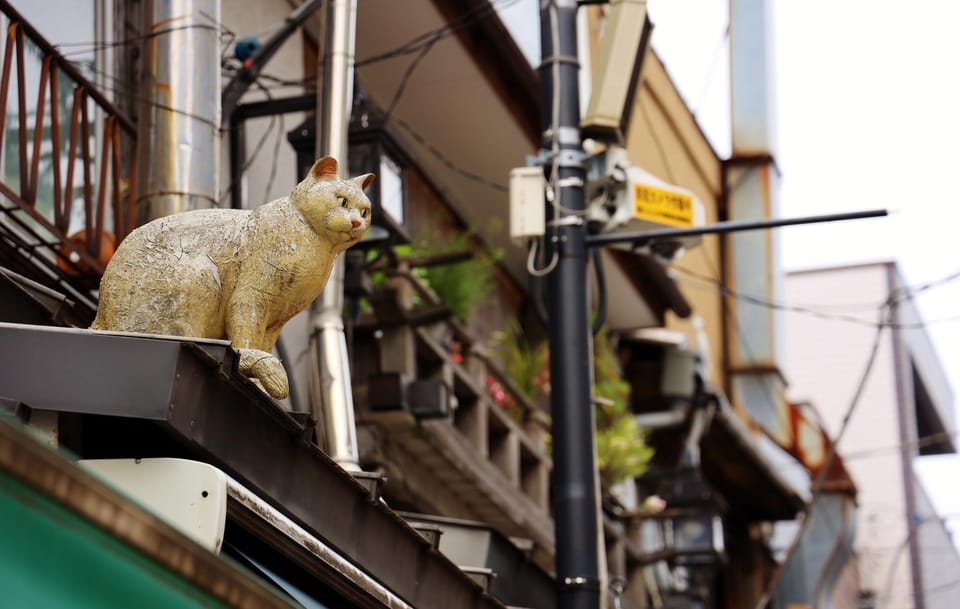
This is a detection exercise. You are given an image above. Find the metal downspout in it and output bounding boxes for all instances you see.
[726,0,788,439]
[137,0,221,223]
[310,0,360,470]
[814,495,857,609]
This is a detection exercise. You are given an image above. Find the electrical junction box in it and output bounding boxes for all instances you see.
[585,147,704,258]
[509,166,546,244]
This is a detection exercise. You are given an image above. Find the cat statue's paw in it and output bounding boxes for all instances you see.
[237,348,290,399]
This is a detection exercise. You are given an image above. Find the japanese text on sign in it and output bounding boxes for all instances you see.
[633,183,695,228]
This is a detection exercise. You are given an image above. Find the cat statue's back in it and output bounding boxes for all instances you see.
[91,156,373,398]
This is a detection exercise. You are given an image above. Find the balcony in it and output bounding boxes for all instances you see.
[350,260,556,569]
[0,1,137,323]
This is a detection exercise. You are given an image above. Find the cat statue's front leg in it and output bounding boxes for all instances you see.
[227,297,289,399]
[236,348,289,399]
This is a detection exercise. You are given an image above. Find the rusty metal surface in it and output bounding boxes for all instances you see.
[0,322,505,609]
[0,1,137,315]
[137,0,219,221]
[699,400,806,521]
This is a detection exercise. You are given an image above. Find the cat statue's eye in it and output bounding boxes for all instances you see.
[361,209,368,218]
[338,196,347,208]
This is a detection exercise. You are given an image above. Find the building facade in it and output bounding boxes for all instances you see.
[0,1,878,608]
[784,262,960,609]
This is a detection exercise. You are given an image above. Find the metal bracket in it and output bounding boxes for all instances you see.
[548,216,584,228]
[556,176,584,189]
[542,126,582,147]
[540,149,587,169]
[560,576,601,591]
[529,147,587,170]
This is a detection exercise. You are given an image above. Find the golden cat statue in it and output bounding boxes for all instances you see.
[92,156,373,399]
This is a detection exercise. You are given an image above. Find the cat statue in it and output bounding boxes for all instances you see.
[91,156,373,399]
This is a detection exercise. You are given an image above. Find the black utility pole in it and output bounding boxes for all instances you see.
[539,3,600,609]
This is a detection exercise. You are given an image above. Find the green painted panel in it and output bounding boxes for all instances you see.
[0,472,235,609]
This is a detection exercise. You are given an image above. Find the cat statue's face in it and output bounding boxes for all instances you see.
[292,156,374,252]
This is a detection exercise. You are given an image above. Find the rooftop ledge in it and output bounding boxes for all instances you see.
[0,321,506,609]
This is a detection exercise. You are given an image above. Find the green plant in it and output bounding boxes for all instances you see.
[592,327,654,489]
[407,228,498,324]
[495,323,653,489]
[426,238,488,323]
[491,321,550,403]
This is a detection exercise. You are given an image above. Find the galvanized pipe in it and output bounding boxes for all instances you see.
[310,0,360,470]
[726,0,784,431]
[137,0,220,223]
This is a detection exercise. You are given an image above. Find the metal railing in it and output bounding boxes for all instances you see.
[0,1,136,316]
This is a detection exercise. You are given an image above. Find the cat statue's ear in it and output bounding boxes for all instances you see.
[354,173,375,191]
[309,156,339,181]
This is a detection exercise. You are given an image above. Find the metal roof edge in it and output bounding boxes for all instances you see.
[0,416,297,609]
[0,323,505,609]
[701,394,807,520]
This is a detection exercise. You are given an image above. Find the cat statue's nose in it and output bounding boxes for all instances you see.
[351,219,361,228]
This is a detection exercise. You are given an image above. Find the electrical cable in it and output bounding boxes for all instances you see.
[381,36,438,122]
[682,242,867,607]
[691,21,729,117]
[217,87,281,207]
[72,62,224,132]
[55,20,232,57]
[257,81,285,204]
[639,100,677,183]
[751,301,892,609]
[672,263,960,329]
[353,0,521,68]
[353,83,509,193]
[529,245,551,327]
[590,246,607,335]
[525,0,583,282]
[682,248,960,607]
[526,238,559,277]
[842,428,960,461]
[50,0,518,201]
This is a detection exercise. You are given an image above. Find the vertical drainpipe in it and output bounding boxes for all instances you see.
[137,0,221,223]
[726,0,787,441]
[729,2,851,606]
[310,0,360,470]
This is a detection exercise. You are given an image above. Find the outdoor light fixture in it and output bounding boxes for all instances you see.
[662,509,724,566]
[286,102,408,244]
[633,466,724,608]
[639,466,726,567]
[347,94,409,243]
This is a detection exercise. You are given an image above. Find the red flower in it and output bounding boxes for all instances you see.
[485,375,515,410]
[448,340,464,364]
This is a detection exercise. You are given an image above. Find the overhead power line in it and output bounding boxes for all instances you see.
[353,0,521,68]
[672,264,960,329]
[753,302,892,609]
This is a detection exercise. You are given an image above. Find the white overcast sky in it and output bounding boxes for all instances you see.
[501,0,960,536]
[645,0,960,537]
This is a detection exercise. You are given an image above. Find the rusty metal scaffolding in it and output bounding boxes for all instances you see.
[0,1,137,321]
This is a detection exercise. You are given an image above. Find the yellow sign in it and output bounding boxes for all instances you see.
[633,183,695,228]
